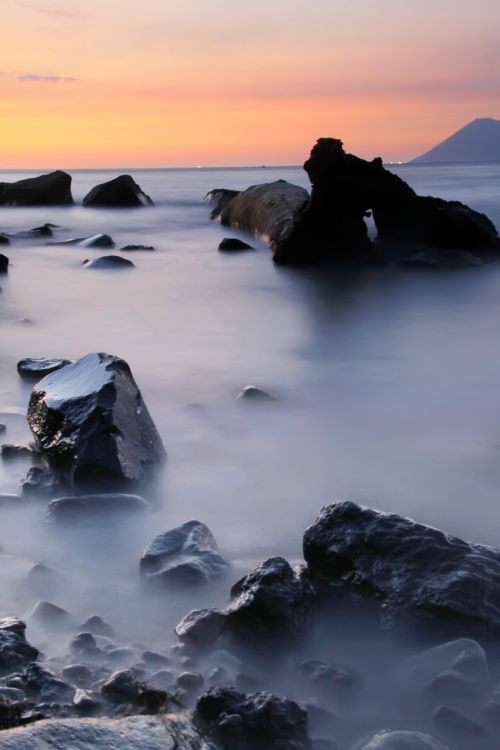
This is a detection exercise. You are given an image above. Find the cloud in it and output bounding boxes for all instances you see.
[18,73,77,82]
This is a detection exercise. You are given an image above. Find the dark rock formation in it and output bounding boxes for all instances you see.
[196,687,310,750]
[27,352,166,487]
[80,615,115,638]
[0,254,8,273]
[6,224,56,240]
[17,358,72,381]
[83,175,153,208]
[209,138,500,265]
[218,238,254,252]
[0,628,38,674]
[101,669,139,703]
[303,501,500,634]
[13,663,74,703]
[0,172,73,206]
[47,233,114,248]
[225,557,316,641]
[48,493,148,520]
[140,521,228,586]
[21,467,67,498]
[205,188,240,219]
[175,609,226,648]
[82,255,135,269]
[0,444,32,460]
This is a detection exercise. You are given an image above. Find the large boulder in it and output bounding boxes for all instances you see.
[0,172,73,206]
[27,353,166,487]
[83,175,153,208]
[303,501,500,635]
[224,557,316,641]
[196,687,310,750]
[0,628,38,674]
[140,521,228,586]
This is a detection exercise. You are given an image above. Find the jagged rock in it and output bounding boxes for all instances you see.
[360,731,449,749]
[0,445,32,460]
[403,638,488,697]
[101,669,138,703]
[0,697,22,731]
[17,358,71,381]
[48,493,148,520]
[0,254,8,273]
[218,238,254,251]
[21,468,67,499]
[27,352,166,487]
[140,521,228,586]
[237,385,277,402]
[303,501,500,635]
[225,557,316,641]
[0,172,73,206]
[175,608,226,648]
[83,175,153,208]
[29,601,74,630]
[15,664,74,703]
[47,233,114,248]
[121,245,155,251]
[82,255,135,269]
[80,616,115,638]
[432,705,485,735]
[196,687,310,750]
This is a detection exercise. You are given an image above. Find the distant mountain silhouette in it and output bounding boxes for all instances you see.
[410,118,500,164]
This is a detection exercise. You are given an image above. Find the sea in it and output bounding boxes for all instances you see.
[1,162,500,677]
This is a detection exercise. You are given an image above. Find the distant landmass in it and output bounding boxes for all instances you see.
[410,118,500,164]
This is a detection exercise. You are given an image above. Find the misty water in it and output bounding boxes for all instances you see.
[2,162,500,745]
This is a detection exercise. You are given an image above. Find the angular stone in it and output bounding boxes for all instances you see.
[175,608,226,648]
[140,521,228,586]
[0,171,73,206]
[404,638,488,691]
[27,353,166,487]
[83,175,153,208]
[29,601,74,630]
[237,385,277,402]
[47,233,114,248]
[303,501,500,634]
[218,238,253,251]
[21,468,67,499]
[17,358,71,381]
[101,669,138,703]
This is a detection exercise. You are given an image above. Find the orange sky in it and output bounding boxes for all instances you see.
[1,0,499,167]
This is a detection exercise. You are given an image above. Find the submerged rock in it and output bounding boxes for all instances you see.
[0,494,26,509]
[218,238,254,251]
[140,521,228,586]
[21,467,67,498]
[0,171,73,206]
[27,352,166,487]
[225,557,316,641]
[403,638,489,695]
[29,601,75,630]
[48,493,148,519]
[17,358,71,381]
[237,385,277,402]
[101,669,139,703]
[360,731,449,749]
[196,686,310,750]
[83,175,153,208]
[303,501,500,634]
[0,254,9,273]
[6,224,56,240]
[121,244,155,251]
[82,255,135,269]
[0,445,32,460]
[47,233,114,248]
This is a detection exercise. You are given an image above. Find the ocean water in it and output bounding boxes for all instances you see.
[1,162,500,661]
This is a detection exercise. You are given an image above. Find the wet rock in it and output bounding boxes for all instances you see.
[1,444,32,460]
[73,688,101,713]
[0,696,22,730]
[0,254,8,274]
[17,358,72,381]
[175,608,226,648]
[140,520,228,586]
[149,669,177,690]
[47,233,114,248]
[176,672,204,692]
[101,669,139,703]
[297,658,358,694]
[303,501,500,635]
[83,175,153,208]
[21,468,67,498]
[205,188,240,218]
[0,424,6,434]
[403,638,488,698]
[432,704,485,736]
[0,629,38,673]
[28,352,166,487]
[48,493,148,520]
[196,686,310,750]
[142,651,171,668]
[360,731,449,749]
[218,238,254,251]
[0,171,73,206]
[29,601,74,630]
[225,557,316,641]
[70,633,98,655]
[237,385,277,402]
[82,255,135,270]
[17,664,74,702]
[106,648,135,665]
[121,244,155,251]
[0,618,27,639]
[62,664,92,687]
[80,615,115,638]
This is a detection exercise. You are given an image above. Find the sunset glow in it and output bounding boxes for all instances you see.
[2,0,500,167]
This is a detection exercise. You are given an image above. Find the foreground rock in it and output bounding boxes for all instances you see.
[17,358,71,381]
[48,493,148,520]
[82,255,135,269]
[47,233,114,248]
[196,687,310,750]
[209,138,500,265]
[0,171,73,206]
[225,557,315,642]
[83,175,153,208]
[140,521,228,586]
[27,353,166,487]
[303,501,500,635]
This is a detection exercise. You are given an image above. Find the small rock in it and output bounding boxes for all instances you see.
[142,651,171,668]
[73,688,100,713]
[1,445,32,460]
[121,245,155,251]
[149,669,177,690]
[237,385,277,402]
[47,233,114,248]
[17,358,72,381]
[176,672,204,692]
[82,255,135,270]
[432,704,485,735]
[48,493,149,520]
[62,664,92,687]
[101,669,138,703]
[80,615,115,638]
[83,175,153,208]
[21,468,67,498]
[174,608,226,648]
[218,238,254,251]
[70,633,98,654]
[0,235,10,246]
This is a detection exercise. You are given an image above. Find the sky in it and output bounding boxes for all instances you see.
[1,0,499,167]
